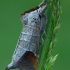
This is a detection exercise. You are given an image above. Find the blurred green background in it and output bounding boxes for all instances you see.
[0,0,70,70]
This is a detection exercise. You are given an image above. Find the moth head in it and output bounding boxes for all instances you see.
[27,10,41,26]
[20,0,48,26]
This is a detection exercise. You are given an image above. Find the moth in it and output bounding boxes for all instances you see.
[5,0,48,70]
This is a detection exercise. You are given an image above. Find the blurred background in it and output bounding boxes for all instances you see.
[0,0,70,70]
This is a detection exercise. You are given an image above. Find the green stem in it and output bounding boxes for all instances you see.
[38,0,61,70]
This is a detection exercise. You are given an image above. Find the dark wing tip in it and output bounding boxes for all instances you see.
[5,67,9,70]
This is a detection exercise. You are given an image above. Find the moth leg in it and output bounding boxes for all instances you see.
[44,30,49,38]
[41,37,44,46]
[39,0,45,7]
[39,36,44,47]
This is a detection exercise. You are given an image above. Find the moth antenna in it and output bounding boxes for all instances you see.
[38,0,52,14]
[39,0,45,7]
[39,0,52,7]
[38,3,47,14]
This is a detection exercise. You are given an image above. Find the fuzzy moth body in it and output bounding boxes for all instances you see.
[5,0,48,70]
